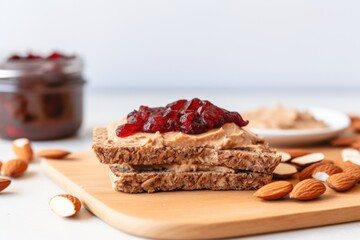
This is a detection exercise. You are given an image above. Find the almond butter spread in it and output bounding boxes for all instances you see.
[243,105,328,130]
[107,119,265,150]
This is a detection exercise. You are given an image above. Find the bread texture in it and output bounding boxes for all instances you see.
[110,169,272,193]
[93,126,280,193]
[93,128,281,175]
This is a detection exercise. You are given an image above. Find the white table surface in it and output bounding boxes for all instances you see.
[1,88,360,240]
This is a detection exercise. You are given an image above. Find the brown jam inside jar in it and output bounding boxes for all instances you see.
[0,53,85,140]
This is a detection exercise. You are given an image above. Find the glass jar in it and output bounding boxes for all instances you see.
[0,56,85,140]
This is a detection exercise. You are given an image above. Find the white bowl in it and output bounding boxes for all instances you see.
[248,107,351,147]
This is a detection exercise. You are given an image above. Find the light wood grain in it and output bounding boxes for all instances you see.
[42,147,360,239]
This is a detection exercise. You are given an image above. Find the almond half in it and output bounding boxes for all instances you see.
[278,151,292,162]
[325,173,357,192]
[348,155,360,166]
[291,153,325,166]
[341,148,360,162]
[1,159,28,177]
[253,181,293,200]
[36,149,71,159]
[0,178,11,192]
[49,194,81,217]
[312,164,342,181]
[273,163,298,178]
[12,138,33,163]
[298,161,334,181]
[290,179,326,201]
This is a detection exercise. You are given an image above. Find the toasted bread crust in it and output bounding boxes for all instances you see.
[110,170,272,193]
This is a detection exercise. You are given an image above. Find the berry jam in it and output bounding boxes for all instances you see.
[116,98,249,137]
[8,52,74,61]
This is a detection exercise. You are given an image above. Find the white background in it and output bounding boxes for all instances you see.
[1,0,360,90]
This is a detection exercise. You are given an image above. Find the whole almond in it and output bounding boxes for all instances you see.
[326,173,357,192]
[290,179,326,201]
[0,178,11,192]
[254,181,293,200]
[12,138,33,163]
[49,194,81,217]
[1,159,28,177]
[0,160,2,170]
[298,161,334,181]
[36,149,70,159]
[342,166,360,182]
[284,149,312,158]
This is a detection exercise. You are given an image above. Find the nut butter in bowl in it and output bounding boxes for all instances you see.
[0,52,86,140]
[243,104,350,146]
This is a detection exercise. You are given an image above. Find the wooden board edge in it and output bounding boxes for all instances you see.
[41,159,155,237]
[41,158,360,239]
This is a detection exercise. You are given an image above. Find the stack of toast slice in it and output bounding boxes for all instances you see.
[93,127,280,193]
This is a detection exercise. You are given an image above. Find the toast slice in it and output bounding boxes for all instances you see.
[109,168,272,193]
[93,128,280,175]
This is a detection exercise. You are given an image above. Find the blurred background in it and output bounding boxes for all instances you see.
[2,2,360,239]
[1,0,360,92]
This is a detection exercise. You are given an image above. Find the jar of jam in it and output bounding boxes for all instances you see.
[0,52,85,140]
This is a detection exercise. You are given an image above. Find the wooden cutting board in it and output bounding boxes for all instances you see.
[42,148,360,239]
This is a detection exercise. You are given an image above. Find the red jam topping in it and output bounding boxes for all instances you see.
[116,98,249,137]
[8,52,74,61]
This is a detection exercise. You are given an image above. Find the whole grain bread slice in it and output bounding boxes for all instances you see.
[110,170,272,193]
[93,128,280,174]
